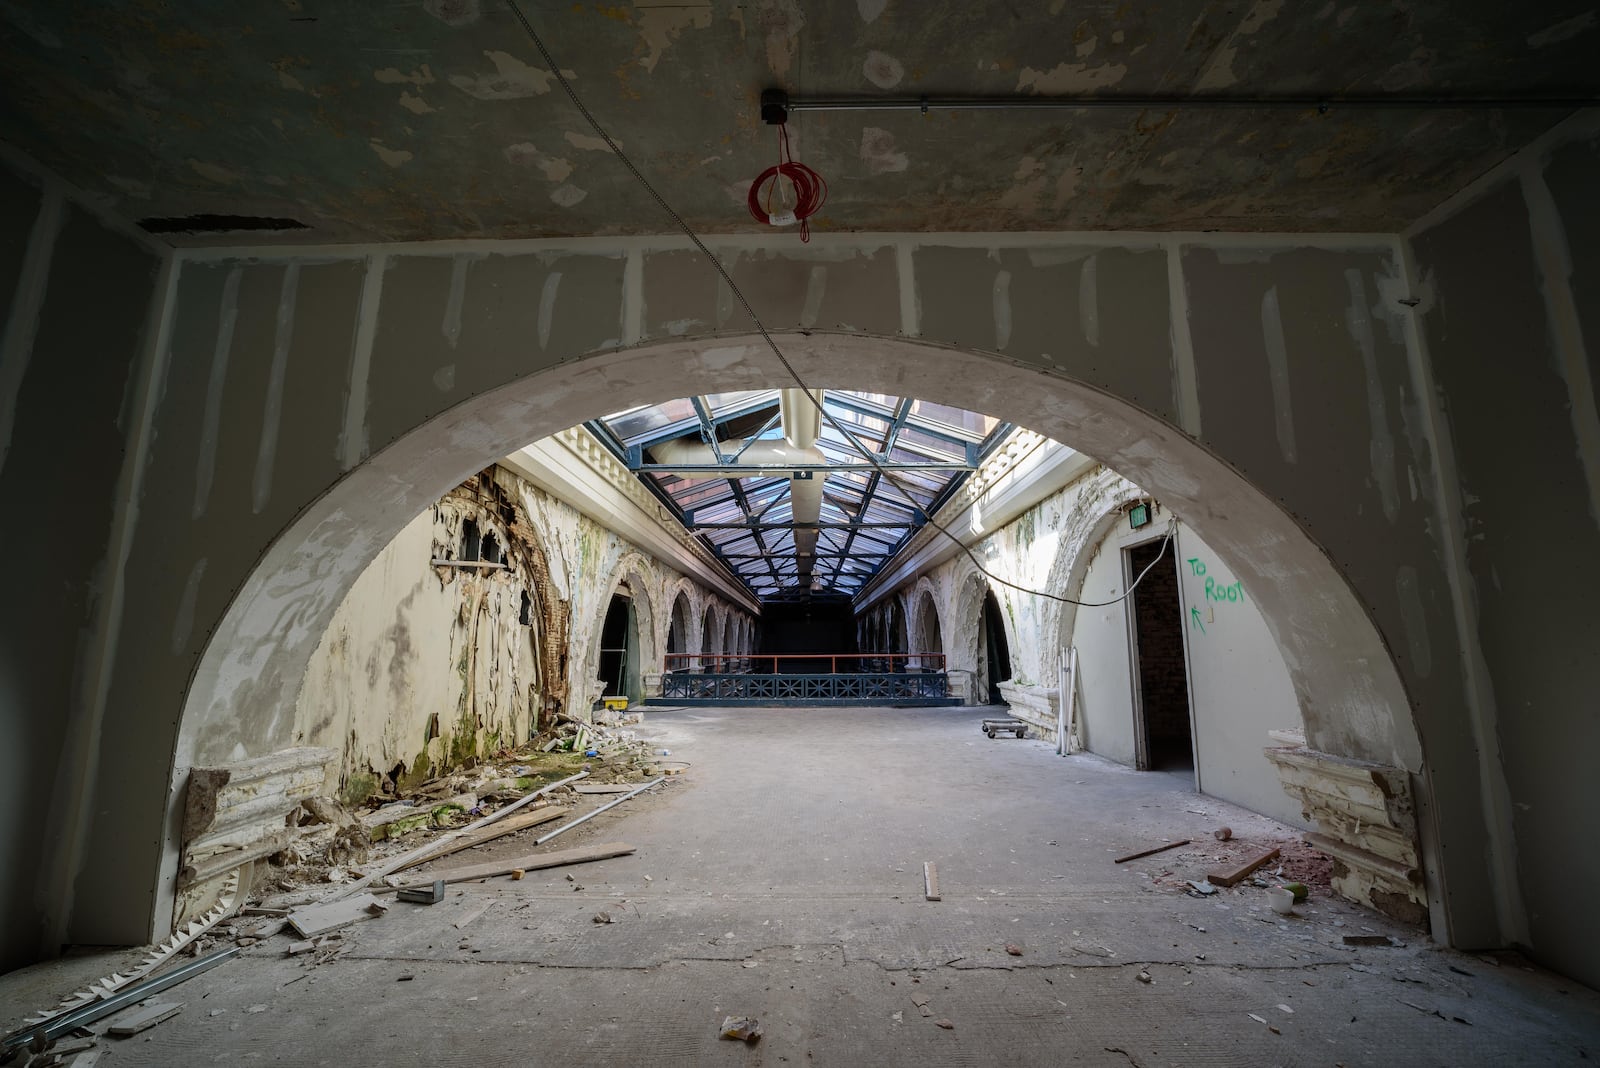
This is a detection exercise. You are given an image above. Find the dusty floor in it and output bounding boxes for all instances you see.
[5,704,1598,1066]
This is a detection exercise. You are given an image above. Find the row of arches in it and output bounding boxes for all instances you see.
[664,587,755,665]
[859,467,1145,710]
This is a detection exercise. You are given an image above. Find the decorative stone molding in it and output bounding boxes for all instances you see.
[174,746,338,927]
[960,429,1046,506]
[558,426,734,580]
[1265,744,1427,925]
[997,681,1060,740]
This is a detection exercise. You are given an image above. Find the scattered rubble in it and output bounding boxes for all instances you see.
[719,1016,763,1042]
[245,717,660,913]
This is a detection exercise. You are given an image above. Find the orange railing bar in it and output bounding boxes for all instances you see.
[661,651,947,673]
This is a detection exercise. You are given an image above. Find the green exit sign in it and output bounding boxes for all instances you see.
[1129,502,1151,529]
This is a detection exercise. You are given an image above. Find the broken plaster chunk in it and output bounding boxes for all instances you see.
[719,1016,762,1043]
[934,1018,954,1030]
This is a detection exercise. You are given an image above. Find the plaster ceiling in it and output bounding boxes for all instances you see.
[1,2,1596,244]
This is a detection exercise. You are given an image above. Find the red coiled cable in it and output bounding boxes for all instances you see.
[747,124,827,242]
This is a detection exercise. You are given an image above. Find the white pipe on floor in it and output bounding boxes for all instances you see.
[534,776,664,845]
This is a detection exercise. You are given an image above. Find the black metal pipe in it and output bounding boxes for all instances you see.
[768,92,1596,121]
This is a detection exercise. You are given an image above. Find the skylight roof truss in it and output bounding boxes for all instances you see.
[585,389,1013,600]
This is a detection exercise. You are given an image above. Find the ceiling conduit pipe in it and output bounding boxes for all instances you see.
[779,389,824,586]
[647,389,826,588]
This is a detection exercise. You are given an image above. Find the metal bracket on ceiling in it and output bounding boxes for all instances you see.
[761,88,789,125]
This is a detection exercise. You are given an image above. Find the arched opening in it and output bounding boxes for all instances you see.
[699,610,715,668]
[981,588,1013,706]
[597,591,637,704]
[888,599,908,658]
[666,590,690,661]
[912,587,944,673]
[161,332,1427,950]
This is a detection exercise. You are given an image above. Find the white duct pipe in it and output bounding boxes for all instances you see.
[645,438,823,472]
[779,390,823,583]
[779,388,824,450]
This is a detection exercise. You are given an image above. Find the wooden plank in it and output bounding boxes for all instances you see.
[923,861,941,901]
[330,769,590,902]
[387,807,566,874]
[286,893,382,938]
[107,1002,182,1036]
[1205,847,1281,888]
[384,842,636,892]
[1113,839,1192,864]
[574,783,637,794]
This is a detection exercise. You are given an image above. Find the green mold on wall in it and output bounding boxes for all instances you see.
[341,771,379,807]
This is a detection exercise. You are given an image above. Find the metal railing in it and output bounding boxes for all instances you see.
[656,651,953,705]
[660,670,950,703]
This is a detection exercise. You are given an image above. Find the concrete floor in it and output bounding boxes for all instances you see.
[6,704,1598,1065]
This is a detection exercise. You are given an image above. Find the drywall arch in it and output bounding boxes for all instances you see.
[130,330,1447,957]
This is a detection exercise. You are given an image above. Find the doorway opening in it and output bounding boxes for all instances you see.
[981,589,1012,705]
[598,591,640,704]
[1125,537,1194,772]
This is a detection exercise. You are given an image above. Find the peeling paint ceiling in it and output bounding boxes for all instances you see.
[1,1,1597,243]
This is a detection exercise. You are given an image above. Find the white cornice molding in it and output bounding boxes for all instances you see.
[502,429,759,614]
[854,434,1095,611]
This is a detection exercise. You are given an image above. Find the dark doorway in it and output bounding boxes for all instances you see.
[1125,537,1194,771]
[757,593,857,672]
[981,589,1013,704]
[598,592,638,703]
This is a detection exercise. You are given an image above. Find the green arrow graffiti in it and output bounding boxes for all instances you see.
[1189,606,1205,634]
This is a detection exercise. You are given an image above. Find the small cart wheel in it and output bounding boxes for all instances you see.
[1016,727,1027,739]
[986,728,996,738]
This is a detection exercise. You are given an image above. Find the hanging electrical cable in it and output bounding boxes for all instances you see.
[746,123,828,242]
[503,0,1174,609]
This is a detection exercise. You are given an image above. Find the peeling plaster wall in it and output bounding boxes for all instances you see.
[292,497,540,804]
[292,463,747,803]
[1406,117,1600,988]
[866,468,1305,826]
[0,157,160,969]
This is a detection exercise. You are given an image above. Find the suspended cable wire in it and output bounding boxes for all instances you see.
[504,0,1175,608]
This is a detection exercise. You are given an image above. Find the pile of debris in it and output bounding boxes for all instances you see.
[244,716,663,907]
[533,713,660,784]
[7,720,674,1065]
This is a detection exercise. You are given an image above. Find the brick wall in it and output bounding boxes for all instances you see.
[1129,539,1192,767]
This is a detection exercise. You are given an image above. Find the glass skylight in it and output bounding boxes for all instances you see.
[585,390,1014,600]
